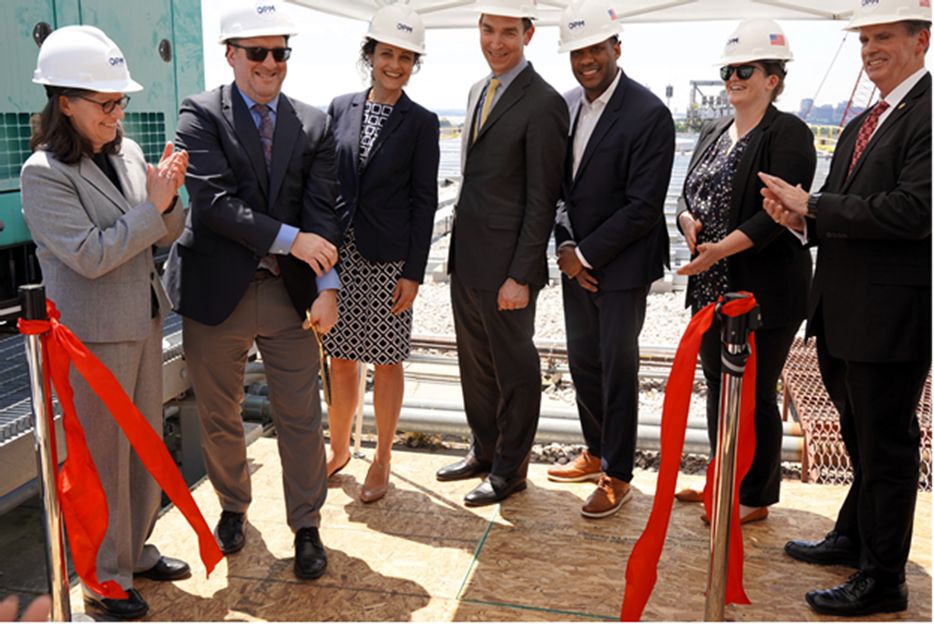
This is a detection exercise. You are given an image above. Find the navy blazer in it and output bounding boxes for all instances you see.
[328,90,440,283]
[165,82,342,325]
[677,105,816,328]
[556,70,674,292]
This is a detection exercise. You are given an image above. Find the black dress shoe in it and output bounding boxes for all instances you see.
[214,510,246,554]
[805,571,908,616]
[294,526,327,580]
[463,474,527,507]
[436,455,492,482]
[785,530,860,567]
[84,588,149,620]
[135,556,191,581]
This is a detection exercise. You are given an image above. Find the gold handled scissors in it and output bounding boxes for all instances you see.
[306,309,332,406]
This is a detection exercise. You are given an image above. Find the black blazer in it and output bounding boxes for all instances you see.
[164,83,342,325]
[555,70,675,292]
[808,73,931,362]
[677,105,816,328]
[328,90,440,283]
[449,63,569,291]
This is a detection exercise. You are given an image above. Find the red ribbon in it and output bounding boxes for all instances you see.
[620,294,758,621]
[19,300,223,599]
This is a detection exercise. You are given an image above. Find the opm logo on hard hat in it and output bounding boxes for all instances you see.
[109,56,126,66]
[397,21,414,33]
[256,4,277,14]
[568,19,586,30]
[726,36,740,46]
[860,0,880,7]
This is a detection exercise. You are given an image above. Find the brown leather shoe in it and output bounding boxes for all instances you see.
[675,487,704,503]
[581,475,632,519]
[547,450,602,483]
[359,459,390,503]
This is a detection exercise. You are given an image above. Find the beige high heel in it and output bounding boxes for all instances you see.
[359,459,390,503]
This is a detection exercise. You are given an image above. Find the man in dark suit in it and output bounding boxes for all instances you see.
[545,0,674,519]
[436,1,569,506]
[761,0,931,615]
[163,0,341,580]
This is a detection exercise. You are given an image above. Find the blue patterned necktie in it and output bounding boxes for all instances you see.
[253,103,274,169]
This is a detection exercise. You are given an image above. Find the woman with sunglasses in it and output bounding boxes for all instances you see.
[20,26,187,619]
[322,5,440,503]
[674,19,816,523]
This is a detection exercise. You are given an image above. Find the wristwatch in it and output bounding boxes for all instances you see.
[806,193,821,219]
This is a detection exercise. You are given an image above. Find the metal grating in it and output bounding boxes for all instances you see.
[782,337,932,491]
[122,112,167,165]
[0,112,34,192]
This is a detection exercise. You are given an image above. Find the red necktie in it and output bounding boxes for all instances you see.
[847,100,890,177]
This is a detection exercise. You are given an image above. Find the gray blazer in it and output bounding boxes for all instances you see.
[20,138,184,343]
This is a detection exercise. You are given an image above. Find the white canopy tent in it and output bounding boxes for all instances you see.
[285,0,857,28]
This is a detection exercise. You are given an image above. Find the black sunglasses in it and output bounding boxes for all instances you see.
[719,64,763,81]
[76,95,131,114]
[229,42,291,63]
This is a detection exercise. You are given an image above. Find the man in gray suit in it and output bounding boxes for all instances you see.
[163,0,341,580]
[436,0,569,506]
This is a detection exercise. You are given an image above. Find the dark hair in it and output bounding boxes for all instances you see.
[759,60,787,103]
[478,15,534,33]
[904,20,931,52]
[29,86,123,164]
[358,36,422,79]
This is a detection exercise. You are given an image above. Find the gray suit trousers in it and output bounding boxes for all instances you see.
[183,272,326,531]
[72,317,164,593]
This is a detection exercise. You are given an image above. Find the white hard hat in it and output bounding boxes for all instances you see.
[558,0,622,53]
[218,0,298,44]
[366,4,427,55]
[32,25,143,93]
[846,0,932,30]
[474,0,540,20]
[718,18,794,65]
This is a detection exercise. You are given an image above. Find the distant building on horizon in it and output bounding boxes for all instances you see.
[798,98,866,126]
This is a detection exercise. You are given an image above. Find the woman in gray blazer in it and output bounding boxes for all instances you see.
[20,26,187,620]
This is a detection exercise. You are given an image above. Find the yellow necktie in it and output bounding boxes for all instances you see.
[474,78,501,140]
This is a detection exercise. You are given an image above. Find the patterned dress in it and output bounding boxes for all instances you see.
[324,101,413,365]
[684,127,751,310]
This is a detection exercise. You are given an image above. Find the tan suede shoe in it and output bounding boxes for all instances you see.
[359,459,390,504]
[547,450,602,483]
[581,475,632,519]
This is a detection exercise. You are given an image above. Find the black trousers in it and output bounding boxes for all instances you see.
[562,279,649,482]
[698,317,800,507]
[816,330,929,586]
[450,275,540,478]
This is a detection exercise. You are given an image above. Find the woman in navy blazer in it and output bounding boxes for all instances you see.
[323,5,440,503]
[674,20,815,523]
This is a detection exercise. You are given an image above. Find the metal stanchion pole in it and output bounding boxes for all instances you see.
[704,293,760,621]
[20,285,71,621]
[352,362,367,458]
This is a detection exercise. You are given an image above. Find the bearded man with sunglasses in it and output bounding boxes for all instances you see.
[164,0,341,581]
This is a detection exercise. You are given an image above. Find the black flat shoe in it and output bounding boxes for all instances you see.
[805,571,908,616]
[785,530,860,567]
[84,588,148,620]
[463,474,527,506]
[214,510,246,554]
[436,455,491,482]
[294,526,327,580]
[135,556,191,581]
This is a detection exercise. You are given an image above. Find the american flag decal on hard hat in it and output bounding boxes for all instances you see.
[769,33,785,45]
[608,8,617,19]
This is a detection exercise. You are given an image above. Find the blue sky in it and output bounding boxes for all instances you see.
[200,1,867,116]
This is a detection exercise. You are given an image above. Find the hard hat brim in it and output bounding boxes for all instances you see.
[715,53,793,65]
[218,28,299,44]
[474,5,539,20]
[845,16,932,31]
[367,35,426,56]
[559,30,622,53]
[33,76,144,93]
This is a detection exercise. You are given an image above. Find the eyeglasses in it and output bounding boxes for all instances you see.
[76,95,131,114]
[228,42,292,63]
[719,65,762,81]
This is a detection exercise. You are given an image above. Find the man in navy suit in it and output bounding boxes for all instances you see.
[547,0,674,519]
[761,0,931,615]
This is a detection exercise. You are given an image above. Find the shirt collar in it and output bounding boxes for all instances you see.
[490,58,529,90]
[238,88,280,116]
[582,68,621,112]
[881,67,928,109]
